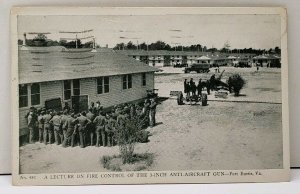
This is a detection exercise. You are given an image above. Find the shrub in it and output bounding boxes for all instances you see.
[227,74,246,96]
[114,110,147,164]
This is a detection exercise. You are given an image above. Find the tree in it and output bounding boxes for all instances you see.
[33,33,47,41]
[126,41,137,50]
[18,39,23,45]
[274,47,281,54]
[227,74,246,96]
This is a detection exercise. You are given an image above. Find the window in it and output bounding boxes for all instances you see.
[104,77,109,93]
[97,77,109,94]
[31,83,40,105]
[64,80,71,100]
[142,73,146,86]
[19,84,28,108]
[123,74,132,89]
[73,79,80,96]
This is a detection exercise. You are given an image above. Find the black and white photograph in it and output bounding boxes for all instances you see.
[11,7,289,185]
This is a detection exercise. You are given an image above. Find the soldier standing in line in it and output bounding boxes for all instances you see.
[71,114,80,147]
[60,109,69,141]
[62,112,77,148]
[63,102,71,112]
[105,113,116,147]
[95,101,103,115]
[86,108,96,146]
[25,107,38,144]
[49,111,63,145]
[75,111,91,148]
[89,102,96,114]
[197,79,203,96]
[37,110,45,143]
[149,98,158,127]
[93,111,107,147]
[43,110,53,144]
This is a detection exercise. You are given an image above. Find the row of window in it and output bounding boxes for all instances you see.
[19,73,147,108]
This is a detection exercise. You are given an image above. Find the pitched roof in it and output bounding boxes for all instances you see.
[18,47,159,84]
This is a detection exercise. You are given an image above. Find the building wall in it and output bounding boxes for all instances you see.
[19,72,154,136]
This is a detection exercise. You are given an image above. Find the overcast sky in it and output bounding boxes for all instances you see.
[18,14,281,50]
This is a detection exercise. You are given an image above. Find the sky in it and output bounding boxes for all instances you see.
[18,14,281,50]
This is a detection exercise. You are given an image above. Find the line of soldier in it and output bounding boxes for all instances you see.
[25,99,158,148]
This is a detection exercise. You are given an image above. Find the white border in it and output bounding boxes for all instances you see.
[11,7,290,185]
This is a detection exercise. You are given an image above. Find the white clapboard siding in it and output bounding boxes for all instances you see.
[19,72,154,136]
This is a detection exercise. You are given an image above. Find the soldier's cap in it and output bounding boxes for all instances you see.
[96,101,100,104]
[41,111,45,114]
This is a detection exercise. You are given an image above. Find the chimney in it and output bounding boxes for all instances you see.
[106,44,108,48]
[23,33,26,46]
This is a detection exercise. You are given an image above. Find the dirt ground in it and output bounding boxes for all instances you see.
[20,67,283,174]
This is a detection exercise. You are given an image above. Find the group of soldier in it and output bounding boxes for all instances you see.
[25,98,158,148]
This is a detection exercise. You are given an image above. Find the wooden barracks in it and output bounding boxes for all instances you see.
[18,46,158,137]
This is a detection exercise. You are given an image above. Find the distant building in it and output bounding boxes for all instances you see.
[18,46,158,137]
[117,50,257,67]
[253,54,281,67]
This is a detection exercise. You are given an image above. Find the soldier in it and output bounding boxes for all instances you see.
[75,111,91,148]
[210,74,216,91]
[190,78,196,96]
[197,79,203,96]
[184,79,188,97]
[49,111,63,145]
[60,109,69,141]
[93,111,106,147]
[105,113,117,147]
[95,101,103,115]
[71,114,80,147]
[86,108,96,146]
[62,112,77,148]
[149,98,158,127]
[63,102,71,113]
[89,102,96,114]
[25,107,38,143]
[206,80,211,95]
[37,110,45,143]
[43,110,53,144]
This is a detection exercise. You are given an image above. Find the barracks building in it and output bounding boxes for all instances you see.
[18,46,158,137]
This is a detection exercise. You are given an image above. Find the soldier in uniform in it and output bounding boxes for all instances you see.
[37,110,45,143]
[62,112,77,148]
[197,79,203,96]
[63,102,71,113]
[93,111,106,147]
[95,101,103,115]
[71,114,80,147]
[86,108,96,146]
[190,78,197,96]
[25,107,38,143]
[75,111,91,148]
[149,98,158,127]
[50,111,63,145]
[43,110,53,144]
[105,113,116,147]
[60,109,69,141]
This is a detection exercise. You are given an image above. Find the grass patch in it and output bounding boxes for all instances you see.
[100,153,154,172]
